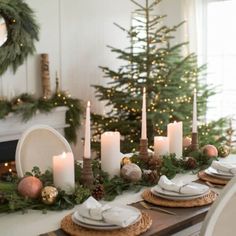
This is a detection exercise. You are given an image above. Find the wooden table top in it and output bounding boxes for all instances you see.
[41,199,211,236]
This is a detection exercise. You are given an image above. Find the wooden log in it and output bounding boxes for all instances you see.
[41,53,51,98]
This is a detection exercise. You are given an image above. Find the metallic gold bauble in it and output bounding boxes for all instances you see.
[41,186,58,205]
[121,157,132,167]
[218,145,230,158]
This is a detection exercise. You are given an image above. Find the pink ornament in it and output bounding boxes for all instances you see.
[202,144,218,158]
[17,176,43,199]
[183,137,192,148]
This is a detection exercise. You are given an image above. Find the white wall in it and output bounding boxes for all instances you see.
[0,0,184,159]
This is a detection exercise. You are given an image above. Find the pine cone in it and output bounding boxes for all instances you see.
[143,170,159,185]
[185,157,197,169]
[148,157,161,170]
[92,184,105,200]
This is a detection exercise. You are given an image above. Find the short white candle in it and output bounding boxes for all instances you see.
[141,87,147,139]
[167,121,183,159]
[101,131,121,178]
[53,152,75,193]
[192,89,197,133]
[154,136,169,158]
[84,101,91,158]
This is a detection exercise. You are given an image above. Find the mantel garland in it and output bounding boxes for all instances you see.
[0,91,83,143]
[0,0,39,76]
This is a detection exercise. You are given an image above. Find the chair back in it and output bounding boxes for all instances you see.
[200,176,236,236]
[15,124,72,177]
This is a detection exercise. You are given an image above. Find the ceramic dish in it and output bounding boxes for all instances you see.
[152,182,209,197]
[72,206,141,230]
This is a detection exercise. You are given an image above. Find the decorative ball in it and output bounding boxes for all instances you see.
[121,157,132,167]
[183,137,192,148]
[218,145,230,158]
[17,176,43,199]
[41,186,58,205]
[202,144,218,158]
[121,163,142,182]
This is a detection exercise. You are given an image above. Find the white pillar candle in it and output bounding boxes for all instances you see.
[141,87,147,139]
[154,136,169,158]
[84,101,91,158]
[192,89,197,133]
[53,152,75,193]
[167,121,183,159]
[101,131,121,178]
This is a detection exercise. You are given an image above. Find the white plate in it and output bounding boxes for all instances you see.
[205,168,233,180]
[72,206,141,230]
[152,182,209,197]
[151,188,209,201]
[207,167,234,177]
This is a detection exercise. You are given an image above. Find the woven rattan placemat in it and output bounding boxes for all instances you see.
[142,189,217,208]
[61,211,152,236]
[198,171,229,185]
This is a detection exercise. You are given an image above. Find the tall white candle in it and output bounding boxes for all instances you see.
[141,87,147,139]
[167,121,183,159]
[53,152,75,193]
[84,101,91,158]
[101,131,121,178]
[154,136,169,158]
[192,89,197,133]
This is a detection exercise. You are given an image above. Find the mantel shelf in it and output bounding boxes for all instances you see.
[0,106,69,142]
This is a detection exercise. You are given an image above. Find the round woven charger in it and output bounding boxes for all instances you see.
[61,211,152,236]
[142,189,217,207]
[198,171,229,185]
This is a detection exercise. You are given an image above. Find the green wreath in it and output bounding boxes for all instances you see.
[0,0,39,76]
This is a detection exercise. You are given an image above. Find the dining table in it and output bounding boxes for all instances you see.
[0,155,235,236]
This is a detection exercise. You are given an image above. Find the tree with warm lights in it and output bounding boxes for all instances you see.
[91,0,229,153]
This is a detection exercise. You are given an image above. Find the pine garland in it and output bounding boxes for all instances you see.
[0,92,83,144]
[0,0,39,76]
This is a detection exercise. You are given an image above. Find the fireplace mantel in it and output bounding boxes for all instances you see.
[0,106,69,142]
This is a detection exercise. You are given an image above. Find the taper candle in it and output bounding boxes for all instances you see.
[53,152,75,193]
[192,89,197,133]
[84,101,91,158]
[141,87,147,139]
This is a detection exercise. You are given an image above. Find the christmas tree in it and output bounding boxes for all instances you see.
[91,0,229,153]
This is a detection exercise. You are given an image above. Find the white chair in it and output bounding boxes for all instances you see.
[200,176,236,236]
[15,124,72,177]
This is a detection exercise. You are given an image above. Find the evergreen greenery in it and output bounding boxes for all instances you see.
[0,92,83,143]
[0,0,39,76]
[91,0,230,154]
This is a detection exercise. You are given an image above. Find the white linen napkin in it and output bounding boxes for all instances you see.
[157,175,204,195]
[211,161,236,174]
[77,196,140,227]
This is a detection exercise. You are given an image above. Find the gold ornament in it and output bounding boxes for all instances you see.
[121,157,132,167]
[41,186,58,205]
[218,145,230,158]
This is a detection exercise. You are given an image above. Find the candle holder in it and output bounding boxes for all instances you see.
[191,132,199,151]
[81,157,94,189]
[139,138,149,161]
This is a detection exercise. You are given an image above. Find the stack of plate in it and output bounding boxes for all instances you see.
[71,206,141,230]
[205,166,235,180]
[151,183,209,201]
